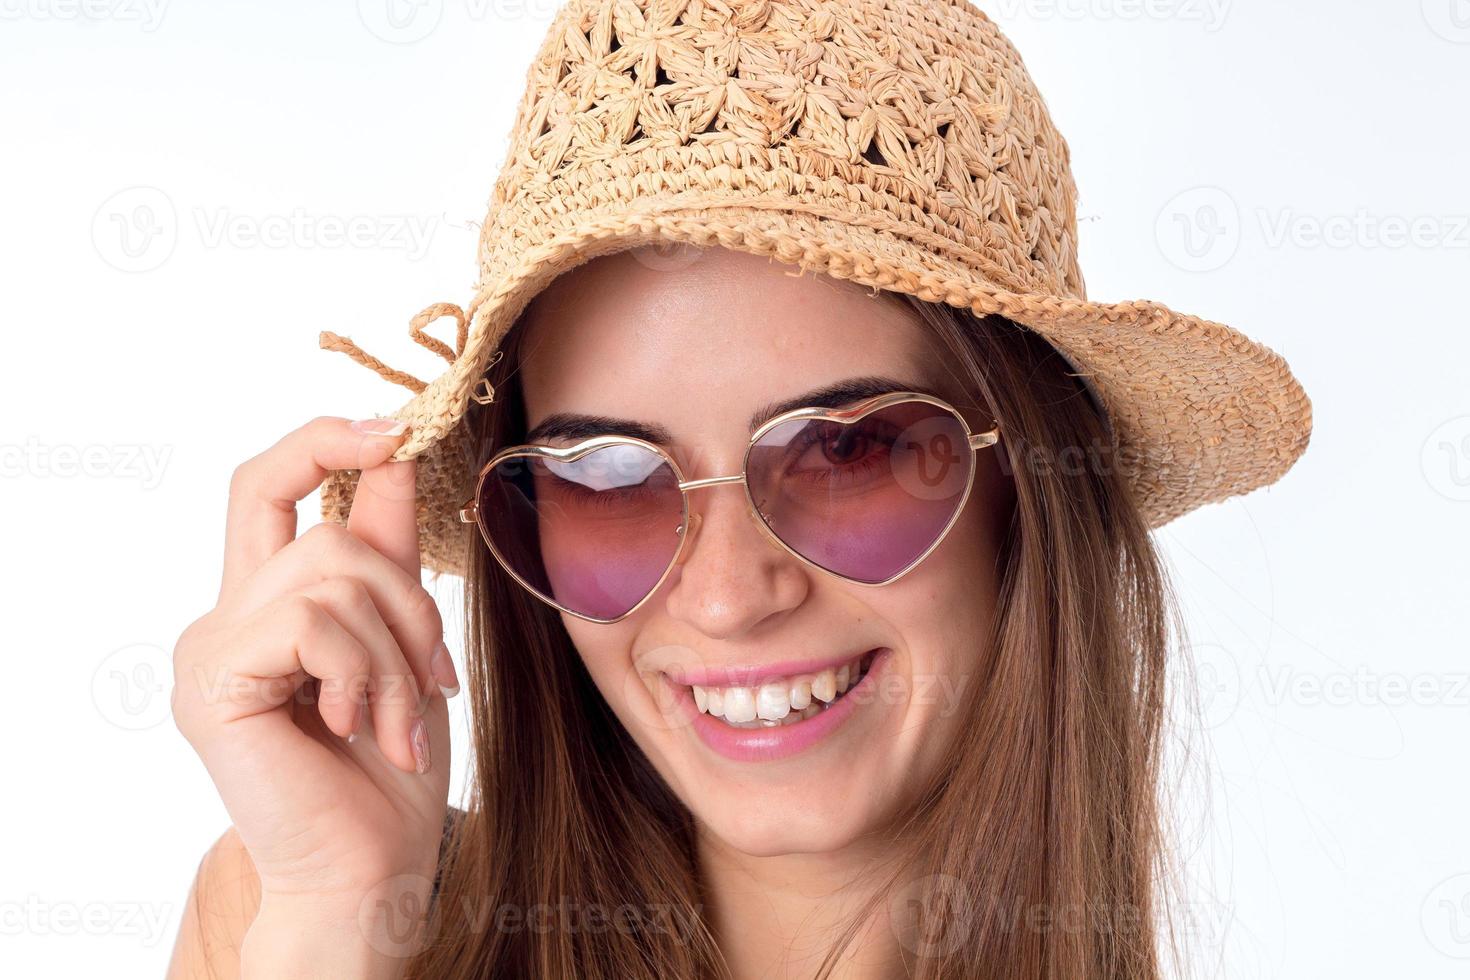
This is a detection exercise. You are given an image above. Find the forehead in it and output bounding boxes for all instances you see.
[515,248,950,444]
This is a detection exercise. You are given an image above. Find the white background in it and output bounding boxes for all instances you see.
[3,0,1467,976]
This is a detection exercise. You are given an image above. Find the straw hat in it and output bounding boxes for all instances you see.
[319,0,1311,576]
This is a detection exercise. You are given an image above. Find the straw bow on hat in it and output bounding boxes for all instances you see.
[319,0,1311,576]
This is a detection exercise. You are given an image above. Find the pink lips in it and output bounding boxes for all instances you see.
[663,648,892,763]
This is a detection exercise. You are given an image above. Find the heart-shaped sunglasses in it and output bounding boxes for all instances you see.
[459,390,1001,623]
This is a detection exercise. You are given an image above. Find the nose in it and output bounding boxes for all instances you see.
[661,477,809,639]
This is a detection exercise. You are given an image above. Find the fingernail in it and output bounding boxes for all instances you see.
[409,718,432,774]
[346,691,365,743]
[351,418,408,437]
[430,641,460,699]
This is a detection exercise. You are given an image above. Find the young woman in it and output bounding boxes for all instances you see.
[166,0,1311,977]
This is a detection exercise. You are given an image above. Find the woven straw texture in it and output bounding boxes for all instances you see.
[319,0,1312,577]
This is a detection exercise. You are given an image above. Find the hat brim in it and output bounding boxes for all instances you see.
[321,199,1311,577]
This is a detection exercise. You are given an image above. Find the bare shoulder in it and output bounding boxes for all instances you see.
[165,826,261,980]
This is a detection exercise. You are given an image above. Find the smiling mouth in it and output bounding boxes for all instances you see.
[683,649,880,729]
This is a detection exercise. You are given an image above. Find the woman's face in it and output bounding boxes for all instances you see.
[516,246,1013,857]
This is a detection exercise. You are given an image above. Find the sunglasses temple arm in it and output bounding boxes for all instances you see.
[968,426,1001,450]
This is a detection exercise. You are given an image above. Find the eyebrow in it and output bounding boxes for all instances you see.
[522,375,940,445]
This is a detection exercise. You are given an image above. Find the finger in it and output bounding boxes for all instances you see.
[178,594,371,741]
[346,457,421,579]
[303,576,425,774]
[221,416,408,598]
[231,523,443,712]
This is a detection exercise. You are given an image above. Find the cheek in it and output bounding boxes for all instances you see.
[563,623,638,714]
[894,485,1004,621]
[563,621,689,749]
[871,497,1004,735]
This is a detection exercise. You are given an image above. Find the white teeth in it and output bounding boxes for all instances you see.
[722,687,757,724]
[812,669,837,703]
[686,652,875,726]
[756,682,792,721]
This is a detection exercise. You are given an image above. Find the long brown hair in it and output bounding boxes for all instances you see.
[405,290,1183,979]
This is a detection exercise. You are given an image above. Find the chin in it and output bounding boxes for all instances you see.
[689,784,893,856]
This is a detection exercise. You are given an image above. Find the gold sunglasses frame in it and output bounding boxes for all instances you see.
[457,390,1001,624]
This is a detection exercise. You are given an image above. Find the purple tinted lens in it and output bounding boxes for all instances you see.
[746,402,974,584]
[477,443,685,620]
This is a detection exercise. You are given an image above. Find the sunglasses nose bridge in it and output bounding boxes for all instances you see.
[672,471,759,568]
[677,472,747,493]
